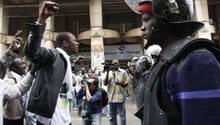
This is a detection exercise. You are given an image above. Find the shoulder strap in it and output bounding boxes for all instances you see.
[162,37,214,63]
[147,37,214,90]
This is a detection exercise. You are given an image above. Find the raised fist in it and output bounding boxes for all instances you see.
[37,1,59,24]
[9,30,23,52]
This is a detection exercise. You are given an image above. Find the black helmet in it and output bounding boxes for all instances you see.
[152,0,194,23]
[127,0,193,22]
[138,0,194,23]
[137,0,203,48]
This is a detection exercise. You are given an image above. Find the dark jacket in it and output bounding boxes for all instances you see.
[76,89,103,114]
[24,23,67,118]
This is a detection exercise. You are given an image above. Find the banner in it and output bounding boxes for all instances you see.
[104,44,143,60]
[91,37,105,69]
[75,44,143,61]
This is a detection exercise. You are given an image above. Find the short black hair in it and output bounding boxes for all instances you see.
[55,32,71,47]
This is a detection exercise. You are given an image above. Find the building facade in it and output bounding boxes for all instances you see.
[0,0,219,69]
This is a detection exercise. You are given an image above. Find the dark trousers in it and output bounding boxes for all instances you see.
[3,117,23,125]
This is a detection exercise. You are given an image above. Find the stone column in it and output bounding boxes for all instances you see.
[89,0,105,70]
[0,0,8,58]
[39,0,55,48]
[42,14,55,48]
[194,0,215,39]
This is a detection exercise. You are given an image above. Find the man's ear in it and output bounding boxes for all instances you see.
[63,40,69,47]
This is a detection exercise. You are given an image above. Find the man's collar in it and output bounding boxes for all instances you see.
[56,47,70,59]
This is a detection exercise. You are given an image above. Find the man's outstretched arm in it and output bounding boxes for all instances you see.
[2,64,39,99]
[24,1,59,65]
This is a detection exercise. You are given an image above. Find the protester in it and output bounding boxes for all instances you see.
[0,30,37,125]
[76,77,103,125]
[134,55,153,110]
[75,67,89,117]
[0,67,37,123]
[69,56,85,115]
[2,30,28,125]
[24,1,79,125]
[133,55,154,125]
[127,56,140,94]
[71,55,85,73]
[104,59,129,125]
[0,53,37,125]
[99,70,110,118]
[126,0,220,125]
[3,57,28,125]
[0,30,22,79]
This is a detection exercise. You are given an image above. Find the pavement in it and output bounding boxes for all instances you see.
[71,96,142,125]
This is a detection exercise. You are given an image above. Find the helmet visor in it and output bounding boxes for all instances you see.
[124,0,140,14]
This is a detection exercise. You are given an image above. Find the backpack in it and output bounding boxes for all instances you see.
[142,37,220,125]
[99,88,109,107]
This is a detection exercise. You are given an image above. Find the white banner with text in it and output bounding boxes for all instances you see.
[75,44,143,60]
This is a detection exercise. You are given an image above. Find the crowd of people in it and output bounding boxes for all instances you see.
[0,1,135,125]
[1,0,220,125]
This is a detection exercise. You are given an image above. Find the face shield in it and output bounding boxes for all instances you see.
[124,0,140,14]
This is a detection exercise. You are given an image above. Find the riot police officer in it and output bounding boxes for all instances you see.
[125,0,220,125]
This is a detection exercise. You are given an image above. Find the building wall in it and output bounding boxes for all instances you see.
[2,0,220,66]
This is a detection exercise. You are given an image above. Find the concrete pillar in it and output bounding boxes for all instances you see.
[194,0,215,39]
[39,0,55,48]
[89,0,102,28]
[0,0,8,58]
[42,13,55,48]
[89,0,105,70]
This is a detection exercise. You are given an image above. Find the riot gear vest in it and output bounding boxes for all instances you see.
[143,37,220,125]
